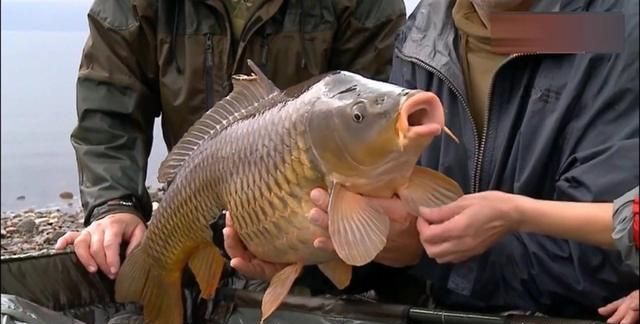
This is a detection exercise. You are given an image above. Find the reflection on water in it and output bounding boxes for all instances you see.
[1,31,166,211]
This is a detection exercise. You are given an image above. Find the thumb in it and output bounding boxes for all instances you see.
[125,224,146,255]
[419,201,465,224]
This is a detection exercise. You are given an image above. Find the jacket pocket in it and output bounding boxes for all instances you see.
[249,30,332,89]
[204,32,214,108]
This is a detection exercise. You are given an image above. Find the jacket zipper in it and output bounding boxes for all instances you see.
[260,24,274,69]
[232,14,273,74]
[396,50,537,193]
[204,33,214,108]
[395,50,477,191]
[477,52,536,192]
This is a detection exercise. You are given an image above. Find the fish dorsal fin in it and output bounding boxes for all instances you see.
[158,60,281,184]
[247,59,280,94]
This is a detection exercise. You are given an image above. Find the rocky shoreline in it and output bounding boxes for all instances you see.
[1,187,164,258]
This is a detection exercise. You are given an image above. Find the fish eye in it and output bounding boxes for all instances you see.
[353,111,364,123]
[351,102,366,123]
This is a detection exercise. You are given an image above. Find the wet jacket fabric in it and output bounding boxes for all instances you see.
[70,0,406,225]
[389,0,639,318]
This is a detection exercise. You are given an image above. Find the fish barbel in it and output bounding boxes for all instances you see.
[114,61,464,324]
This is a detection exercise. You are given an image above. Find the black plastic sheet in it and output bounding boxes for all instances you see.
[1,251,607,324]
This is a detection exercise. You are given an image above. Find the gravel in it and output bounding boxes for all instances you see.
[1,187,164,258]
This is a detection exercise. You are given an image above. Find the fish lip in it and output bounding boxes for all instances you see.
[396,90,444,148]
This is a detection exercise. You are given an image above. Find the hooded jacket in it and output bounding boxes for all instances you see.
[389,0,639,318]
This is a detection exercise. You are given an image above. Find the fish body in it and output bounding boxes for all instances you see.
[114,61,464,324]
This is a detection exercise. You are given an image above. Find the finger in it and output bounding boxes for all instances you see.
[370,197,411,222]
[89,228,110,275]
[419,222,452,244]
[621,309,638,324]
[310,188,330,211]
[104,226,124,278]
[224,227,248,259]
[630,292,639,311]
[126,225,145,255]
[229,257,263,280]
[250,259,282,280]
[419,202,466,224]
[419,214,466,244]
[435,251,474,264]
[225,211,234,227]
[313,237,334,251]
[600,299,624,316]
[607,304,627,324]
[308,208,328,229]
[423,240,460,260]
[55,231,80,250]
[73,232,97,273]
[416,216,431,236]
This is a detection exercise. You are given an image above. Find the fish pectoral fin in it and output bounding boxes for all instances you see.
[261,262,304,324]
[188,243,226,299]
[328,183,390,267]
[398,166,464,216]
[318,259,352,290]
[115,245,184,324]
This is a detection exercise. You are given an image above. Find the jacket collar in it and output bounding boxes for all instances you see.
[398,0,592,92]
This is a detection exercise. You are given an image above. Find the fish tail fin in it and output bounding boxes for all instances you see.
[115,245,184,324]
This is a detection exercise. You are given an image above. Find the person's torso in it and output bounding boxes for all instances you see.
[395,0,638,201]
[393,0,639,315]
[154,0,342,149]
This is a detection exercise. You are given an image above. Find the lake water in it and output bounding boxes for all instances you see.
[0,0,420,212]
[0,31,167,212]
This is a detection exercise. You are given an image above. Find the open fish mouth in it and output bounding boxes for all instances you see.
[397,90,445,148]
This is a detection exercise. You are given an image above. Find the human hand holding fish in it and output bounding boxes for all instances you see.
[223,212,289,281]
[417,191,521,264]
[306,188,424,268]
[55,212,146,279]
[223,187,424,280]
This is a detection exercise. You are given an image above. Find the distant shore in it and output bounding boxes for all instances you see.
[1,187,164,257]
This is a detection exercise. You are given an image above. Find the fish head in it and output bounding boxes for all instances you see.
[306,72,447,182]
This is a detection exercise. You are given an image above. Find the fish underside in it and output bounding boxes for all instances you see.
[113,60,464,324]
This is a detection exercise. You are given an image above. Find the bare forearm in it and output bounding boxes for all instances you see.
[514,196,614,249]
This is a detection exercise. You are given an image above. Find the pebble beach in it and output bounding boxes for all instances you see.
[1,187,164,257]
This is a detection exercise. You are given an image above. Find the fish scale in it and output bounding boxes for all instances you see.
[208,101,328,264]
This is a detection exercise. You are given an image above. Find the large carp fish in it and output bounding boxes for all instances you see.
[114,61,464,324]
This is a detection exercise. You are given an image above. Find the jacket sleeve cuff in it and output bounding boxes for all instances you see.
[86,197,149,226]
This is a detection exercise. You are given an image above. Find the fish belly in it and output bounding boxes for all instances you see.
[212,103,336,266]
[239,205,337,265]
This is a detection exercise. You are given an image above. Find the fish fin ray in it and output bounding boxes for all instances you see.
[318,259,352,289]
[328,183,389,266]
[188,243,225,299]
[115,245,184,324]
[260,262,304,324]
[158,67,282,184]
[247,59,281,94]
[398,166,464,215]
